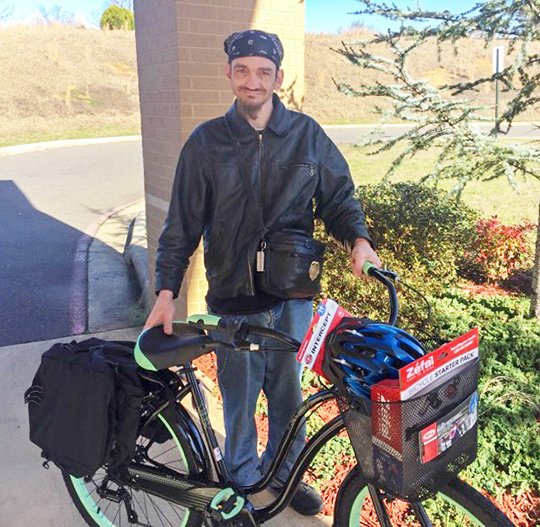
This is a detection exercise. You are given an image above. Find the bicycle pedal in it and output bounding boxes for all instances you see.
[206,488,257,526]
[209,487,244,518]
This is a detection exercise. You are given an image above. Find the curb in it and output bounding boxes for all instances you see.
[0,135,141,157]
[121,208,218,396]
[70,198,145,335]
[124,207,152,313]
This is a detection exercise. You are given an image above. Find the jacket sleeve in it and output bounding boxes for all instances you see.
[314,131,373,250]
[155,136,210,298]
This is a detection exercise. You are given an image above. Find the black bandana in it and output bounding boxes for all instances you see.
[224,29,284,69]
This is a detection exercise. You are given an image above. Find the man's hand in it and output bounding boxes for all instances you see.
[350,237,382,278]
[144,290,176,335]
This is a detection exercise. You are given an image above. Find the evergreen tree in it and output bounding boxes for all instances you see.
[335,0,540,316]
[0,2,13,21]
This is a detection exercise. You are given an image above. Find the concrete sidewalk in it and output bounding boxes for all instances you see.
[0,201,333,527]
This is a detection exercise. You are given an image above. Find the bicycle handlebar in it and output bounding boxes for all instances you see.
[186,261,400,350]
[362,262,399,326]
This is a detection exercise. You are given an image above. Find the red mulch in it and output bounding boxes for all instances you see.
[458,268,533,297]
[193,354,539,526]
[194,353,218,386]
[459,281,516,297]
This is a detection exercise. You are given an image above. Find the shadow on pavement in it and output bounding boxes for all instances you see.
[0,180,143,346]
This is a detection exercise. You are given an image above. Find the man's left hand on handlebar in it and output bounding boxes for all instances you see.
[350,237,382,278]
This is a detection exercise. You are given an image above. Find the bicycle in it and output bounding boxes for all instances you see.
[63,264,516,527]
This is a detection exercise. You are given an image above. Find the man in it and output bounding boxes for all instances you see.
[145,29,381,515]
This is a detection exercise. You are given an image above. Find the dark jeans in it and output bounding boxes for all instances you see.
[214,299,312,487]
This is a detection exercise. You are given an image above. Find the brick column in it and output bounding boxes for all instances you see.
[134,0,305,318]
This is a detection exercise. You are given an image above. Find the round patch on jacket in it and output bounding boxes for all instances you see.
[309,261,321,281]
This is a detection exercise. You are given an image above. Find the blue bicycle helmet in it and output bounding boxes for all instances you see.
[323,318,427,399]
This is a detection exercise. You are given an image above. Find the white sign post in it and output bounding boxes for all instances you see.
[492,46,504,74]
[492,46,504,136]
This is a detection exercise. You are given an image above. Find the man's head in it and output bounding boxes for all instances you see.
[224,29,284,119]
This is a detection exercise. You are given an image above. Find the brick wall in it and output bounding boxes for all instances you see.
[134,0,305,317]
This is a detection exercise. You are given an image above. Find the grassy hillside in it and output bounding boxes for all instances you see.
[0,24,538,144]
[0,24,139,146]
[304,29,540,124]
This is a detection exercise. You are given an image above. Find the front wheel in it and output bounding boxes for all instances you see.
[334,467,515,527]
[63,404,205,527]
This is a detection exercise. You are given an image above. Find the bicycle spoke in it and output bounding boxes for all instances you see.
[65,403,201,527]
[141,491,150,523]
[167,501,186,521]
[112,505,121,526]
[102,498,114,519]
[147,494,173,527]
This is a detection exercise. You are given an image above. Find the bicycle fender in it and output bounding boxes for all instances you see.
[171,403,210,477]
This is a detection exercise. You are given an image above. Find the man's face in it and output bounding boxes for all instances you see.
[226,56,284,114]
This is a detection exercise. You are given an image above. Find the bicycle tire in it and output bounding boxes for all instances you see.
[63,404,205,527]
[334,467,515,527]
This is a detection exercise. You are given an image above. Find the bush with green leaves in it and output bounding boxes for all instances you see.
[100,5,134,31]
[358,182,479,285]
[316,181,479,328]
[428,293,540,494]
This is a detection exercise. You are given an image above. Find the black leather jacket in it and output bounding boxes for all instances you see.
[156,94,372,300]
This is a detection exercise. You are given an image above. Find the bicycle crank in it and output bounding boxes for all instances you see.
[96,480,141,524]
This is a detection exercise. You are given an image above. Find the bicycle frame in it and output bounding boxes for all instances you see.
[133,363,435,527]
[126,362,343,519]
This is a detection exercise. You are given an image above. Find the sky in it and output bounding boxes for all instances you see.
[305,0,479,34]
[6,0,480,33]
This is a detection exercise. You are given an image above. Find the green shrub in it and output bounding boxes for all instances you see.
[100,5,134,31]
[357,182,479,286]
[429,293,540,494]
[316,182,478,329]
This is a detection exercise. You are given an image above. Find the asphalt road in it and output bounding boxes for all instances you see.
[0,140,144,346]
[323,121,540,143]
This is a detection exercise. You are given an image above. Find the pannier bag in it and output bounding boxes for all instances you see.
[256,229,325,299]
[24,338,144,478]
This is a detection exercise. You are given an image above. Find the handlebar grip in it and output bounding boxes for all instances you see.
[362,261,377,275]
[186,314,221,327]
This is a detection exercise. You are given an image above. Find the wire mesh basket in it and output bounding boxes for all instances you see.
[338,359,479,502]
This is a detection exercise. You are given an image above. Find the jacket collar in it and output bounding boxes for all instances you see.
[225,93,291,141]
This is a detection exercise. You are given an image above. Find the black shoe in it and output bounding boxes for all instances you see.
[270,480,324,516]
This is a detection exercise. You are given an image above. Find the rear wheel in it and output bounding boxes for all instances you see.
[334,467,515,527]
[63,405,204,527]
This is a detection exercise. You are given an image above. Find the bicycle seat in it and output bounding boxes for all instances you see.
[135,323,214,371]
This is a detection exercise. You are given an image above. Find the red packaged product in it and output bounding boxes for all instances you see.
[296,299,352,378]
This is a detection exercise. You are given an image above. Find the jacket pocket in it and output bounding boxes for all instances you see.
[279,161,317,180]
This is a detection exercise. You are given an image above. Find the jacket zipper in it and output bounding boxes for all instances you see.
[246,132,266,296]
[247,256,256,295]
[258,132,265,218]
[296,162,315,177]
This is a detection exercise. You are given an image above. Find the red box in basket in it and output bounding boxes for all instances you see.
[296,299,351,378]
[371,328,479,458]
